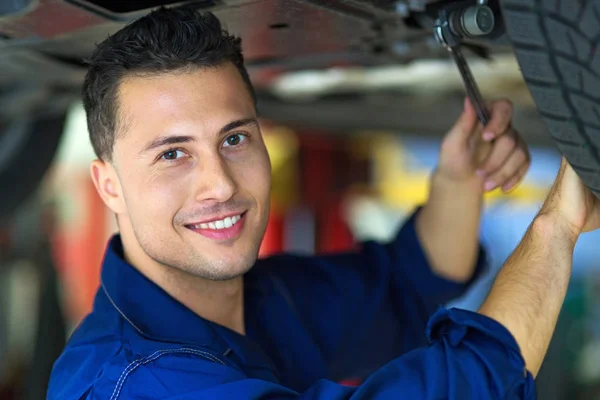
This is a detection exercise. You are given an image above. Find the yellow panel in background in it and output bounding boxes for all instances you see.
[262,125,299,210]
[365,133,549,209]
[263,125,298,172]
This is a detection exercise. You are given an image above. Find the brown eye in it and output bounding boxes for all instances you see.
[161,150,184,160]
[223,133,247,148]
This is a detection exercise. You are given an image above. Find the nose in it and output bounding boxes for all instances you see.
[194,154,237,203]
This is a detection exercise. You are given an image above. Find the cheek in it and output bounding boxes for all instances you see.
[233,149,271,197]
[124,168,190,221]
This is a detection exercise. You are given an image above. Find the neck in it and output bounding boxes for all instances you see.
[161,268,246,336]
[121,234,246,335]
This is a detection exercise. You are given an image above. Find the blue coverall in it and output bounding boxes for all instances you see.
[48,210,535,399]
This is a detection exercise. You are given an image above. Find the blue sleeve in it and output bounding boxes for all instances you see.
[86,309,535,399]
[255,208,487,379]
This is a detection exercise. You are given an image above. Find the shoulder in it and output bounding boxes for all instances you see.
[86,346,242,400]
[48,306,237,400]
[50,326,239,400]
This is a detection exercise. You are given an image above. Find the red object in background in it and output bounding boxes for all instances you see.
[259,202,285,257]
[317,196,356,253]
[298,134,336,210]
[296,134,358,253]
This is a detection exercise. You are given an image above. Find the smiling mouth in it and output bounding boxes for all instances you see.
[185,212,246,231]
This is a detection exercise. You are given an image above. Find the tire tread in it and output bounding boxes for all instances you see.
[500,0,600,194]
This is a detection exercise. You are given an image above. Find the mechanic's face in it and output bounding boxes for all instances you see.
[92,63,271,281]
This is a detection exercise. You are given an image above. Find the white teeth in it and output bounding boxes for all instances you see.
[190,214,242,230]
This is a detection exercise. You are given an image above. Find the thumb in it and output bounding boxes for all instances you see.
[444,97,479,146]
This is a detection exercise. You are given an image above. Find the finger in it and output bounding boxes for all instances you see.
[482,99,513,142]
[501,161,530,192]
[483,147,529,192]
[477,129,519,176]
[463,96,478,124]
[444,97,479,144]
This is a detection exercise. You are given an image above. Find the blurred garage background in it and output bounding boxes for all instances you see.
[0,3,599,399]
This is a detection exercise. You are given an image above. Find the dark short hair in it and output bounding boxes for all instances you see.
[82,7,255,161]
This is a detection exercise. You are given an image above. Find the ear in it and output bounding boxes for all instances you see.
[90,159,126,214]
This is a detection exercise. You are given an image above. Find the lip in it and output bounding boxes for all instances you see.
[185,212,247,241]
[186,211,247,226]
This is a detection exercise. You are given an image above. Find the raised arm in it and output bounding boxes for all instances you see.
[417,97,530,282]
[479,159,600,376]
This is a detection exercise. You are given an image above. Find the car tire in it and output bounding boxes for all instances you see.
[0,114,66,223]
[499,0,600,195]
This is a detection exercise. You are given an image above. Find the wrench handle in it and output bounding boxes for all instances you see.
[450,47,490,126]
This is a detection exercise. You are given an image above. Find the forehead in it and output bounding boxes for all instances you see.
[115,63,255,145]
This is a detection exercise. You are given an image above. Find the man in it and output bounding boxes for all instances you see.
[47,6,574,399]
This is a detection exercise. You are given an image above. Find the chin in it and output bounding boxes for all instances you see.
[195,250,258,281]
[201,261,255,281]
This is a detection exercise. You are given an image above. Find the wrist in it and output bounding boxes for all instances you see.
[430,169,484,197]
[420,169,484,231]
[531,212,580,249]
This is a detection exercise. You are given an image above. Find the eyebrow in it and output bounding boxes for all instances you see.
[141,135,195,154]
[141,118,259,154]
[218,117,259,136]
